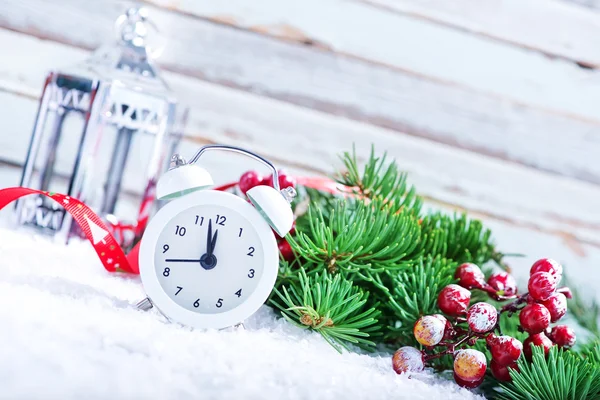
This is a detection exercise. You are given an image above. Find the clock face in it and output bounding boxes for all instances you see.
[139,190,279,329]
[153,205,264,314]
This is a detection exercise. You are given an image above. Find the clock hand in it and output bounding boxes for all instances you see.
[206,219,213,255]
[165,258,202,262]
[200,219,218,270]
[210,229,218,254]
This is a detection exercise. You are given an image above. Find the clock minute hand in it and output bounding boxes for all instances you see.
[206,219,213,255]
[165,258,202,262]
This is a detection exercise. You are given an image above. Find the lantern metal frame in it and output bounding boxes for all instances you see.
[16,7,186,244]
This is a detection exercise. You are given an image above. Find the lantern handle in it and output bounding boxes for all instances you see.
[188,145,282,192]
[114,7,164,59]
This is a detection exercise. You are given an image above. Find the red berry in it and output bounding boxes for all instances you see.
[432,313,448,325]
[467,302,498,333]
[453,372,484,389]
[541,293,567,323]
[414,315,445,346]
[491,360,519,382]
[277,170,296,189]
[431,314,457,340]
[489,336,522,366]
[528,272,558,301]
[530,258,562,280]
[523,333,553,361]
[455,263,487,289]
[487,271,517,299]
[453,349,487,385]
[239,171,263,195]
[437,284,471,316]
[278,239,295,262]
[392,346,425,374]
[548,325,576,348]
[260,174,274,187]
[519,303,551,334]
[486,332,499,347]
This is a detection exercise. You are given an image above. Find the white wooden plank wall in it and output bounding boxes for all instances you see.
[0,0,599,302]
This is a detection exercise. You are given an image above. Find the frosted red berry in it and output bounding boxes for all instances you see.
[540,293,567,323]
[277,170,296,190]
[239,171,263,195]
[467,302,498,333]
[528,272,558,301]
[392,346,425,374]
[453,373,484,389]
[530,258,562,280]
[432,314,448,325]
[519,303,551,334]
[455,263,487,289]
[489,335,522,366]
[487,271,517,299]
[453,349,487,386]
[491,360,519,382]
[432,314,456,340]
[414,315,445,346]
[278,239,295,262]
[437,284,471,316]
[523,333,553,361]
[486,332,499,347]
[548,325,576,348]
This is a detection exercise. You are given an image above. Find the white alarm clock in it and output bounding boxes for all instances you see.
[136,145,296,329]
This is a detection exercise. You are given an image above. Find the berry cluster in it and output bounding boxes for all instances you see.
[519,259,575,358]
[392,258,576,389]
[238,170,297,261]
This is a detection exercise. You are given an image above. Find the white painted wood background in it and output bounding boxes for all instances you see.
[0,0,599,305]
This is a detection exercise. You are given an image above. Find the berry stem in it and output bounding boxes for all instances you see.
[476,283,518,301]
[499,293,530,316]
[423,332,477,362]
[557,286,573,299]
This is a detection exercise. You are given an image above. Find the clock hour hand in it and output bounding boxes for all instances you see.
[165,258,202,263]
[210,229,218,255]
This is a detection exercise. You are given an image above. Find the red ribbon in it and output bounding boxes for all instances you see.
[0,178,339,275]
[0,187,137,274]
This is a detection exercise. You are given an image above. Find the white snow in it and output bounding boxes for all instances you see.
[0,227,482,400]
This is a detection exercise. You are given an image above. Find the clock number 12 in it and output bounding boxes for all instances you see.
[215,214,226,226]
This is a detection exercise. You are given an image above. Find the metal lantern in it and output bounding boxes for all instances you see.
[16,7,186,247]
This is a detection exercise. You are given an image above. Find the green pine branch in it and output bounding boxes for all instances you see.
[336,145,422,215]
[272,146,505,352]
[386,256,456,343]
[289,199,423,275]
[269,268,382,353]
[496,345,600,400]
[420,212,500,267]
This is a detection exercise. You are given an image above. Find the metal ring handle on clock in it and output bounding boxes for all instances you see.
[189,144,285,192]
[155,144,297,237]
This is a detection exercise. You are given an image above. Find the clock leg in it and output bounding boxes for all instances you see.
[232,322,246,331]
[136,297,154,311]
